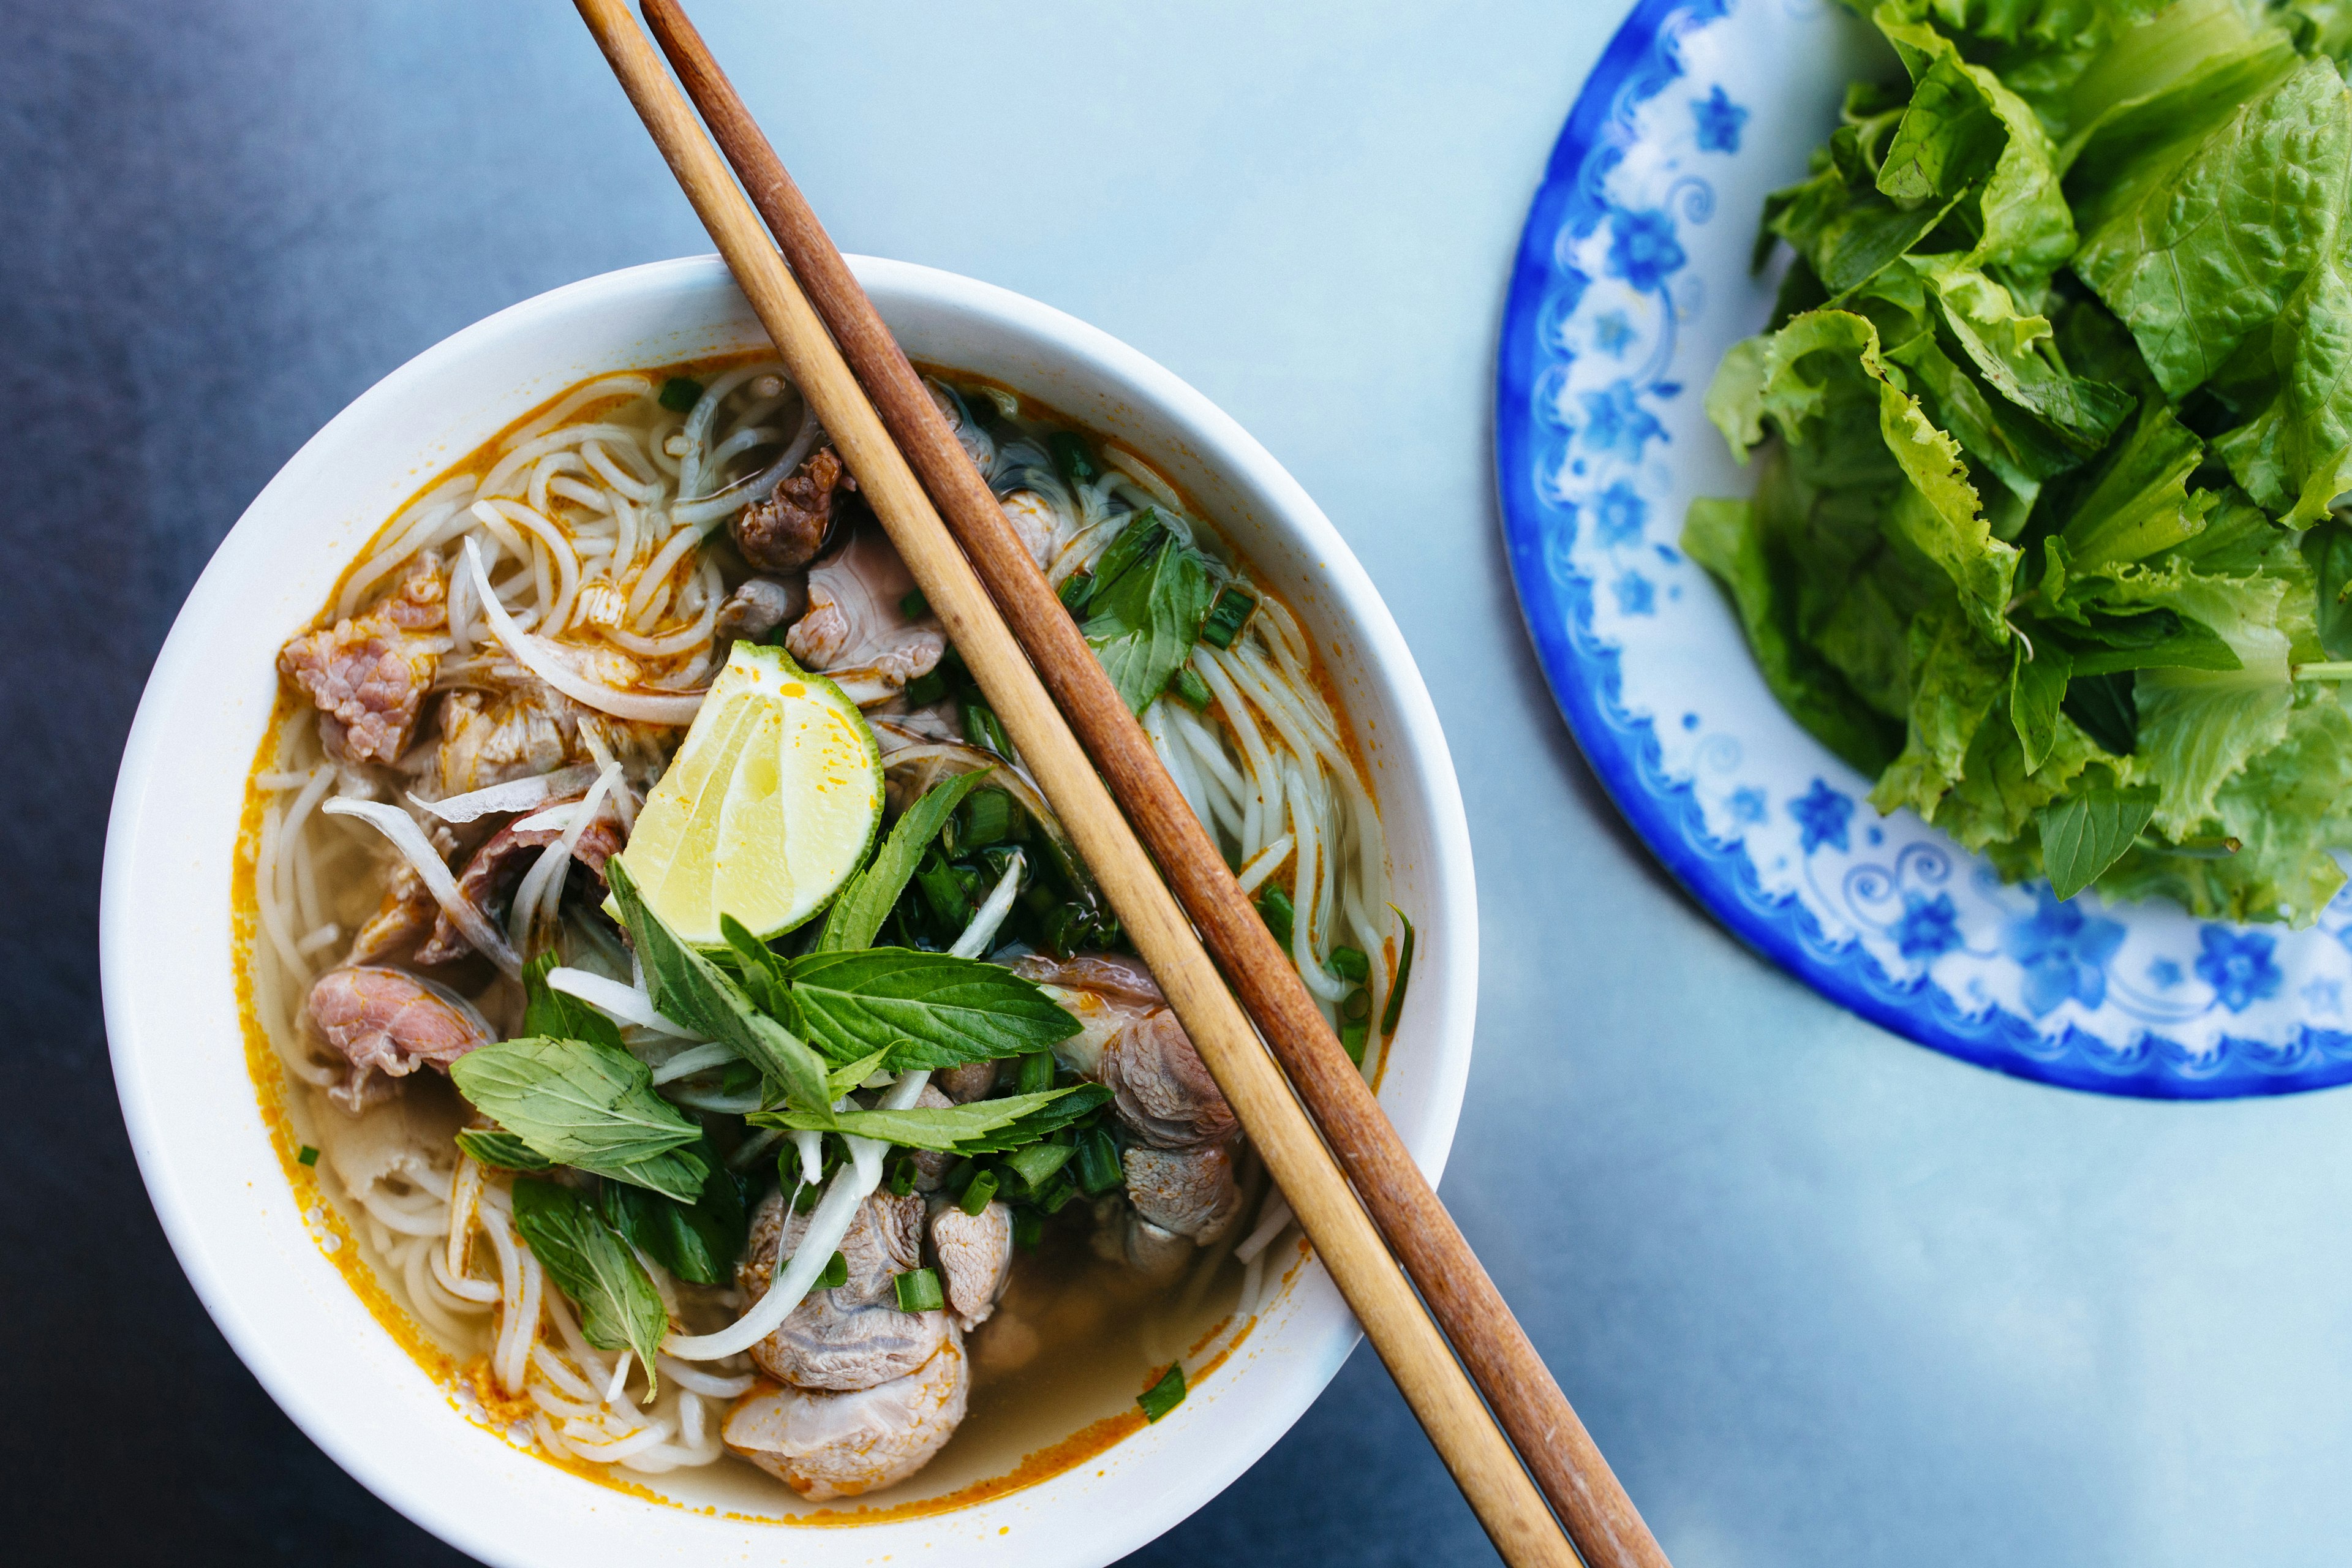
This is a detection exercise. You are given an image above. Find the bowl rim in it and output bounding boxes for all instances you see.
[102,253,1478,1566]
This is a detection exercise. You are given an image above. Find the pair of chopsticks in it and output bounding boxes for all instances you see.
[573,4,1671,1564]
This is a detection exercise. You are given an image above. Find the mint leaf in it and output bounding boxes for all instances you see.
[750,1085,1090,1152]
[522,952,623,1052]
[448,1036,707,1200]
[2010,641,2071,774]
[818,771,990,952]
[785,948,1079,1068]
[597,1156,747,1289]
[2038,786,2159,900]
[513,1178,668,1391]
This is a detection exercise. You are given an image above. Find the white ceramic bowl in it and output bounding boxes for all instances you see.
[102,255,1476,1567]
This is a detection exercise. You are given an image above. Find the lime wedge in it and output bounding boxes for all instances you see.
[614,641,883,944]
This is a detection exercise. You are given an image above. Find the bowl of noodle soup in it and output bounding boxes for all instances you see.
[102,255,1476,1566]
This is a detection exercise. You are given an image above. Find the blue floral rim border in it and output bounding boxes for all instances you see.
[1494,0,2352,1099]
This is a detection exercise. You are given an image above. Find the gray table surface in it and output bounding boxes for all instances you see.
[15,2,2352,1564]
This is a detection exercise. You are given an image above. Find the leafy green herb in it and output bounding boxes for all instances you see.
[1257,884,1295,949]
[894,1267,944,1312]
[1137,1361,1186,1422]
[1047,430,1098,484]
[820,772,990,953]
[1380,905,1415,1038]
[903,669,948,706]
[748,1087,1086,1153]
[1057,570,1095,615]
[2064,671,2139,758]
[2038,787,2160,902]
[521,953,624,1051]
[512,1177,668,1392]
[940,1081,1112,1154]
[448,1037,709,1202]
[1199,586,1257,650]
[607,861,835,1110]
[658,376,703,413]
[296,1144,319,1167]
[454,1128,554,1172]
[2307,518,2352,660]
[900,589,929,620]
[598,1153,747,1287]
[783,948,1078,1069]
[1081,510,1216,714]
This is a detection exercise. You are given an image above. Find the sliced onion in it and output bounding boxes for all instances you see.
[462,536,707,725]
[322,798,523,979]
[949,848,1024,958]
[411,765,598,824]
[663,1071,931,1362]
[546,967,706,1039]
[649,1041,744,1085]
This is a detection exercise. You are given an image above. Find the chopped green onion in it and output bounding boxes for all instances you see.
[1257,885,1295,949]
[963,699,1012,759]
[1340,1019,1368,1065]
[900,589,929,620]
[658,375,703,413]
[1199,586,1258,650]
[807,1249,847,1289]
[1048,430,1099,484]
[1137,1361,1187,1422]
[961,1169,1000,1215]
[894,1267,945,1312]
[297,1144,320,1167]
[1036,1174,1079,1214]
[914,848,972,929]
[1381,906,1415,1037]
[1341,987,1372,1022]
[794,1182,822,1214]
[1057,570,1095,615]
[902,669,948,707]
[1012,1208,1043,1248]
[957,786,1019,848]
[887,1152,918,1197]
[1018,1050,1056,1095]
[1076,1128,1124,1194]
[1001,1140,1074,1192]
[1168,665,1213,711]
[1327,946,1370,984]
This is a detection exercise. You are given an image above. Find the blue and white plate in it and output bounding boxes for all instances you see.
[1498,0,2352,1098]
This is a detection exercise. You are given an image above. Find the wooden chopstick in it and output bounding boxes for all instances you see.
[570,4,1616,1564]
[638,6,1675,1567]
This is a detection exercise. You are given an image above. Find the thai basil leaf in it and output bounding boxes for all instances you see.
[606,858,835,1114]
[522,952,623,1052]
[512,1177,668,1390]
[750,1086,1084,1153]
[2010,642,2071,774]
[824,1046,895,1102]
[453,1127,553,1173]
[598,1155,747,1289]
[2038,786,2159,900]
[935,1081,1113,1155]
[784,948,1079,1069]
[818,771,991,952]
[448,1036,707,1202]
[1080,508,1217,715]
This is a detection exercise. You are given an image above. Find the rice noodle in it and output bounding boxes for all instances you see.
[462,537,706,725]
[546,967,706,1039]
